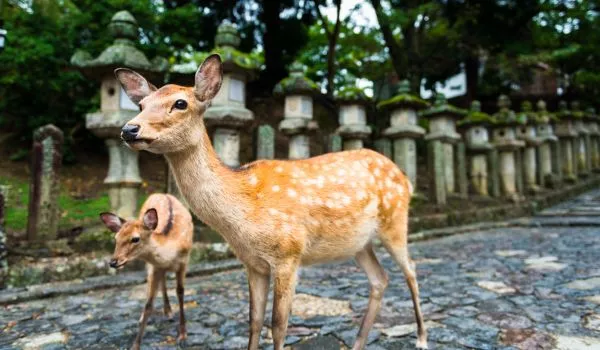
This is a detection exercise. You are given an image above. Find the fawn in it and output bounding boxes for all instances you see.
[100,193,193,350]
[113,54,428,349]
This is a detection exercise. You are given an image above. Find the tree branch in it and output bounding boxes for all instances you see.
[315,0,333,39]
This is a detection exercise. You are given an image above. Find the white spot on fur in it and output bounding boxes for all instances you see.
[338,169,346,176]
[272,185,280,192]
[275,166,283,173]
[248,174,258,186]
[374,168,381,177]
[341,196,351,205]
[268,208,278,215]
[288,189,297,198]
[326,200,335,208]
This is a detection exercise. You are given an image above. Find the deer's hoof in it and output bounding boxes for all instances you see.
[416,339,428,349]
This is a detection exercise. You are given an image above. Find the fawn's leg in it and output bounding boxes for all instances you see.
[176,265,187,341]
[162,274,173,318]
[247,267,270,350]
[381,221,428,349]
[352,243,389,350]
[271,260,299,350]
[133,266,162,350]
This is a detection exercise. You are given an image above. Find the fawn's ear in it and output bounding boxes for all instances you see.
[194,54,223,102]
[114,68,157,104]
[100,212,126,233]
[143,208,158,231]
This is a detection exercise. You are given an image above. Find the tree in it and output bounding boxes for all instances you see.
[369,0,463,95]
[314,0,342,98]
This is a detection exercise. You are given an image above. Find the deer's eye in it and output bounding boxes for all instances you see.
[131,236,140,244]
[174,99,188,110]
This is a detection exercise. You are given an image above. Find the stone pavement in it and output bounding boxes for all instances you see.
[3,191,600,349]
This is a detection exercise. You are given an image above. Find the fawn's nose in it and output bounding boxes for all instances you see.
[109,259,118,269]
[121,124,140,141]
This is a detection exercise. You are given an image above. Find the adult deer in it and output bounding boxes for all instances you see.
[115,54,428,350]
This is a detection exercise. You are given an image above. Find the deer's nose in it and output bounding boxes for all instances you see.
[121,124,140,141]
[109,259,119,268]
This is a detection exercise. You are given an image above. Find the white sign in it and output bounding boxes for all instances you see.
[120,88,138,111]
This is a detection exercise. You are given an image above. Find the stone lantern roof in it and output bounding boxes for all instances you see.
[554,100,573,120]
[458,100,496,129]
[376,80,429,111]
[170,20,263,79]
[570,101,585,119]
[335,77,371,105]
[519,101,537,125]
[533,100,557,124]
[70,11,168,81]
[420,93,467,120]
[273,62,320,97]
[492,95,526,127]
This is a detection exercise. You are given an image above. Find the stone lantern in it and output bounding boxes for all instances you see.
[515,101,543,193]
[71,11,168,219]
[422,93,466,197]
[535,100,559,187]
[172,20,260,167]
[571,101,590,177]
[585,108,600,171]
[335,80,372,150]
[274,62,320,159]
[491,95,526,201]
[377,80,429,188]
[457,101,495,196]
[554,101,579,183]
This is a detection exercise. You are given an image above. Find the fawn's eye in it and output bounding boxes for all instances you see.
[131,236,140,243]
[173,99,188,110]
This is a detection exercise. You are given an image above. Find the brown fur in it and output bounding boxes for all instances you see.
[114,54,428,350]
[100,193,193,350]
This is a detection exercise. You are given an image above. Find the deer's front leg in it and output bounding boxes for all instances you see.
[271,260,299,350]
[175,266,187,342]
[133,267,161,350]
[247,267,270,350]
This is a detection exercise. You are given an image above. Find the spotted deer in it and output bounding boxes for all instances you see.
[100,193,193,350]
[113,54,428,350]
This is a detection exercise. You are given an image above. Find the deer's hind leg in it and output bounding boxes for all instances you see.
[380,217,428,349]
[352,242,389,350]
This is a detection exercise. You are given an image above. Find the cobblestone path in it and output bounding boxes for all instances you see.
[3,191,600,349]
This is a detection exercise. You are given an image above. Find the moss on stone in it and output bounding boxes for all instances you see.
[377,94,429,110]
[336,86,371,104]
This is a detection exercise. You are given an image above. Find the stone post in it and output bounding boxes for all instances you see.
[457,101,495,197]
[377,80,429,189]
[374,138,392,159]
[535,100,559,187]
[427,140,446,206]
[328,134,343,153]
[256,124,275,159]
[491,95,525,201]
[587,108,600,172]
[274,62,320,159]
[422,93,466,199]
[571,101,589,177]
[71,10,168,219]
[584,108,598,172]
[554,101,579,183]
[515,101,543,194]
[0,186,7,289]
[335,80,372,150]
[26,124,64,241]
[201,20,260,167]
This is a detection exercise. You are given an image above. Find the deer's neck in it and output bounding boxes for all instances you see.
[164,132,250,240]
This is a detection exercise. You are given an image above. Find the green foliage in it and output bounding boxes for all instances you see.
[0,175,111,233]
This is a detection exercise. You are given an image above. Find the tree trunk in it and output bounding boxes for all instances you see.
[465,54,480,104]
[370,0,405,81]
[259,0,286,92]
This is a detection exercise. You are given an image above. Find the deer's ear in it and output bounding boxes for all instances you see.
[114,68,157,104]
[100,212,126,233]
[143,208,158,231]
[194,54,223,102]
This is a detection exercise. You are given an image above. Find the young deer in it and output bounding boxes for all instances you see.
[113,55,428,349]
[100,193,193,350]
